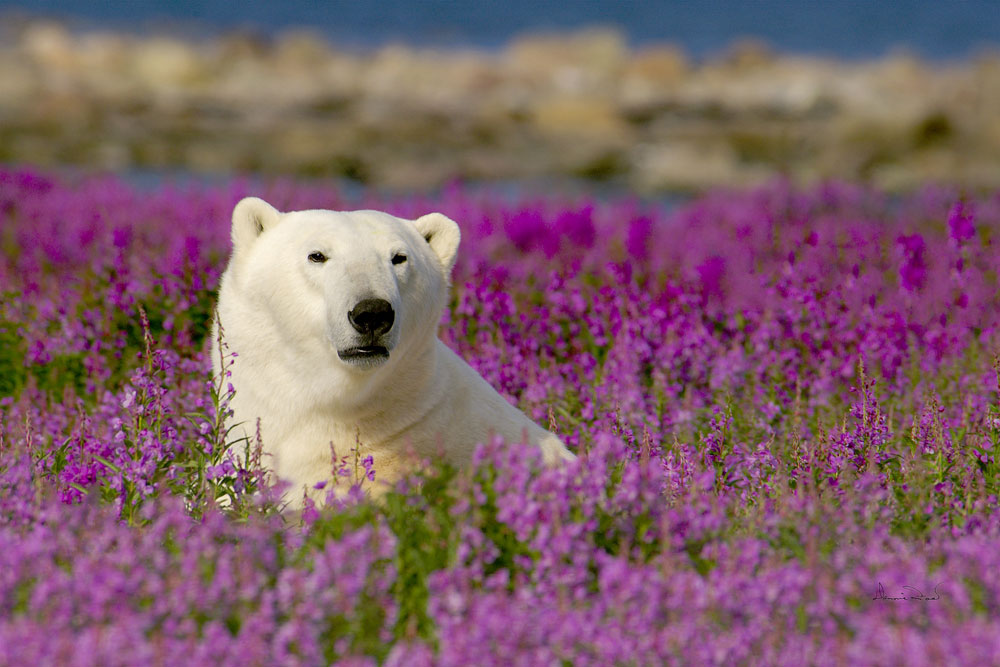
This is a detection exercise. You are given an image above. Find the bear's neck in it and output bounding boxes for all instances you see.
[343,336,447,436]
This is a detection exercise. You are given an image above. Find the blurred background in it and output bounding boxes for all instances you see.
[1,0,999,194]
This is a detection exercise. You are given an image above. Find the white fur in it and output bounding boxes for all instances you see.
[212,197,573,507]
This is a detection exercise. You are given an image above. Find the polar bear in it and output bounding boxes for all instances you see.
[212,197,573,507]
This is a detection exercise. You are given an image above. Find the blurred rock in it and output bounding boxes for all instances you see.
[1,18,999,192]
[132,37,203,88]
[632,141,771,192]
[530,95,627,140]
[506,29,627,93]
[21,22,75,69]
[621,46,688,110]
[273,30,334,68]
[722,39,775,70]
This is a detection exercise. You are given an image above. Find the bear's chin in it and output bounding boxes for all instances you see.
[337,345,391,369]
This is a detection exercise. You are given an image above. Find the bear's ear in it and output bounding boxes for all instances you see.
[231,197,282,253]
[414,212,461,273]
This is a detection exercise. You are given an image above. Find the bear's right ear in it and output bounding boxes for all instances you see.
[231,197,282,253]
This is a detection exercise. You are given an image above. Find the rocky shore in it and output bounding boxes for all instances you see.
[3,20,999,192]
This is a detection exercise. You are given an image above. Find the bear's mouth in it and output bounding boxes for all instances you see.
[338,345,390,364]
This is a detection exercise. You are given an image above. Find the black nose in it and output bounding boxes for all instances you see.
[348,298,394,337]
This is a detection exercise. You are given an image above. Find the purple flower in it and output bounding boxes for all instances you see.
[553,205,595,249]
[897,233,926,291]
[696,255,727,300]
[625,215,653,260]
[947,200,975,244]
[3,167,1000,663]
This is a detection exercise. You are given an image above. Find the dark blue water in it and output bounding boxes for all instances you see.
[3,0,998,61]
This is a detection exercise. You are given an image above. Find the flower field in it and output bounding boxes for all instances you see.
[1,167,999,664]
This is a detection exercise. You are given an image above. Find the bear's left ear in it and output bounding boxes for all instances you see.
[414,212,461,273]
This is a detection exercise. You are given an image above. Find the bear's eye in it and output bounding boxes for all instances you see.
[391,253,407,265]
[307,251,328,264]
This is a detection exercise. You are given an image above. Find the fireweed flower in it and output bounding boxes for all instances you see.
[897,233,927,292]
[0,169,998,662]
[947,200,976,245]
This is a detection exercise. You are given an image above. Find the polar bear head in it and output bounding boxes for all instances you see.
[222,197,460,379]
